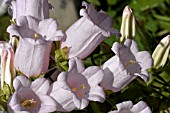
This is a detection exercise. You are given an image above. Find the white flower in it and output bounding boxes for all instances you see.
[100,39,153,92]
[49,57,105,112]
[7,15,65,77]
[60,1,120,59]
[109,101,152,113]
[8,76,57,113]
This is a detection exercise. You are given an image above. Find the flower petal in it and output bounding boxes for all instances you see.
[124,39,138,55]
[38,94,58,113]
[31,78,50,94]
[131,101,152,113]
[81,1,120,37]
[49,82,75,112]
[112,70,134,92]
[8,92,25,111]
[16,0,49,20]
[116,101,133,111]
[88,86,105,103]
[74,57,85,73]
[136,51,153,70]
[82,66,104,86]
[57,72,70,90]
[17,16,39,30]
[13,76,30,91]
[73,95,89,109]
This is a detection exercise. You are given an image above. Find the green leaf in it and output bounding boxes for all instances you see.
[1,82,13,101]
[87,0,101,6]
[130,0,165,11]
[0,100,7,113]
[90,102,102,113]
[107,0,117,5]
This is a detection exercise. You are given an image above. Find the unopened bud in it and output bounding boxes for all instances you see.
[0,43,16,89]
[152,35,170,69]
[120,6,135,43]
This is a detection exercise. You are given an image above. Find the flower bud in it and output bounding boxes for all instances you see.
[120,6,135,43]
[152,35,170,69]
[0,43,16,89]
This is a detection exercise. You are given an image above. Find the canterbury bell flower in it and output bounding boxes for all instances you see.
[5,0,52,20]
[8,76,57,113]
[109,101,152,113]
[100,39,153,92]
[49,57,105,112]
[0,42,16,89]
[60,1,121,59]
[152,35,170,69]
[7,15,65,78]
[120,6,135,43]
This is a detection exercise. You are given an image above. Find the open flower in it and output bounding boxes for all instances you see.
[0,42,15,89]
[49,57,105,112]
[8,76,57,113]
[100,39,153,92]
[60,1,120,59]
[7,15,65,77]
[5,0,52,20]
[109,101,152,113]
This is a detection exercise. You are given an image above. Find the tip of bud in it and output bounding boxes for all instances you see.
[162,35,170,44]
[124,6,132,13]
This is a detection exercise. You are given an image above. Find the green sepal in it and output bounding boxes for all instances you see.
[12,35,19,52]
[55,47,69,71]
[0,100,8,113]
[0,82,13,101]
[0,82,14,112]
[29,74,45,81]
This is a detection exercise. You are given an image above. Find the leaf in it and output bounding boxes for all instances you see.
[130,0,165,11]
[107,0,117,5]
[87,0,101,6]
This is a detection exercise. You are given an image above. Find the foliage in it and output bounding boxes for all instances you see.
[0,0,170,112]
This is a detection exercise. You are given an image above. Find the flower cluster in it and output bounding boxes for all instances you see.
[0,0,154,113]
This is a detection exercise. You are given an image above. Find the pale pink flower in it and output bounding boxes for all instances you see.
[7,15,65,77]
[100,39,153,92]
[49,57,105,112]
[60,1,120,59]
[8,76,57,113]
[109,101,152,113]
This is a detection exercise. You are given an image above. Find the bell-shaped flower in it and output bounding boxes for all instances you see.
[152,35,170,69]
[7,15,65,78]
[49,57,105,112]
[100,39,153,92]
[5,0,52,20]
[109,100,152,113]
[60,1,121,59]
[120,6,135,43]
[0,42,16,89]
[8,76,57,113]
